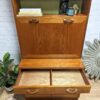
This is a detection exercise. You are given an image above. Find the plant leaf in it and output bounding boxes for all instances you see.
[0,77,6,87]
[0,60,3,67]
[7,75,15,85]
[4,59,14,69]
[0,60,3,64]
[3,52,10,63]
[0,67,4,74]
[14,65,19,74]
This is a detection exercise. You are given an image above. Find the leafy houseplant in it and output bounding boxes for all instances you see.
[0,52,18,92]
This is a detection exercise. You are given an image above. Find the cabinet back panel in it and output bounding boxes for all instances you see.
[20,0,60,14]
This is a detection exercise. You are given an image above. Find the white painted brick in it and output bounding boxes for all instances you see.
[0,0,20,64]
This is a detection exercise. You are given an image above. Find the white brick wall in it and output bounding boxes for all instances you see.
[0,0,100,63]
[0,0,20,64]
[85,0,100,42]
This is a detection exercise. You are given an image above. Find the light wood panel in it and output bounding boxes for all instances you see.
[16,15,87,58]
[19,71,50,86]
[67,19,86,57]
[52,70,85,86]
[19,59,84,69]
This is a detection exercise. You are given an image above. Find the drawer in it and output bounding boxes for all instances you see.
[14,70,90,96]
[14,70,51,95]
[51,70,90,95]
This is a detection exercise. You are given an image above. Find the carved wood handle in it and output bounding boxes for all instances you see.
[26,89,39,95]
[63,19,74,24]
[29,19,39,24]
[66,88,78,94]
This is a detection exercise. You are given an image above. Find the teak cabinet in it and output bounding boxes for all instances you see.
[12,0,92,100]
[17,15,86,58]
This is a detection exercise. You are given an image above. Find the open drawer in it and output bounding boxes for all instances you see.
[14,69,90,96]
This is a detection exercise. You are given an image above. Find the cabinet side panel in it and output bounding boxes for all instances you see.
[12,0,20,18]
[82,0,92,15]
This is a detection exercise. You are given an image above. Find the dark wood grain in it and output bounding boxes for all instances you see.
[82,0,92,15]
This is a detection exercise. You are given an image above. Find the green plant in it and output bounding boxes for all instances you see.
[0,52,18,87]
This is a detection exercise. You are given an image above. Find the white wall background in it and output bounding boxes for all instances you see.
[0,0,20,64]
[85,0,100,42]
[0,0,100,64]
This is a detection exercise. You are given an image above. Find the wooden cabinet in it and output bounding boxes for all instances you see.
[11,0,92,100]
[17,15,87,58]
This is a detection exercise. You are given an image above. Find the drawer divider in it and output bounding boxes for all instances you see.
[50,69,52,85]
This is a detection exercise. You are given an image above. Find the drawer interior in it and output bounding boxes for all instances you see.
[16,69,89,87]
[52,70,85,86]
[19,70,50,86]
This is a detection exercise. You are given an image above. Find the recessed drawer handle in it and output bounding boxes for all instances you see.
[29,19,39,24]
[26,89,39,95]
[66,88,78,94]
[63,19,74,24]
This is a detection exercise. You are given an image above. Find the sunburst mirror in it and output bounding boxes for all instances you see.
[83,39,100,81]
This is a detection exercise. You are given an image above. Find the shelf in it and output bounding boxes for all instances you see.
[16,14,87,17]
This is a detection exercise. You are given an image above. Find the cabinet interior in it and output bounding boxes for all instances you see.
[18,69,87,86]
[12,0,91,16]
[20,0,60,15]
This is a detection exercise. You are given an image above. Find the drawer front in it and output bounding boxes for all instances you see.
[51,86,90,95]
[51,87,79,95]
[14,87,51,95]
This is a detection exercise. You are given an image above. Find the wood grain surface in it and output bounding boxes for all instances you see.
[19,59,84,69]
